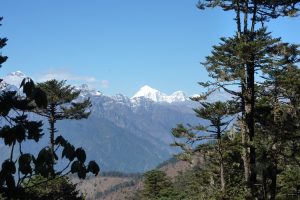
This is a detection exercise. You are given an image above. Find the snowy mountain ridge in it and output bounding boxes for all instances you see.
[0,71,216,172]
[0,71,199,172]
[1,71,190,104]
[131,85,188,103]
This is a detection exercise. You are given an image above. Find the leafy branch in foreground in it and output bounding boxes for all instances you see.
[0,17,99,199]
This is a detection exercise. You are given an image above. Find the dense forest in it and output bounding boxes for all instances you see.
[136,1,300,200]
[0,0,300,200]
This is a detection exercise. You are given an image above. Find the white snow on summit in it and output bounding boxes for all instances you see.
[76,84,102,97]
[2,71,26,86]
[132,85,166,102]
[8,71,26,77]
[1,72,191,104]
[132,85,188,103]
[191,90,233,103]
[169,91,187,102]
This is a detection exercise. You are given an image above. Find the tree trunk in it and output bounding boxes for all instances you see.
[262,170,267,200]
[241,120,251,182]
[246,61,257,188]
[220,156,225,194]
[241,81,251,185]
[235,0,253,189]
[48,103,57,151]
[241,54,257,200]
[239,1,258,197]
[270,165,277,200]
[217,125,226,197]
[218,140,226,195]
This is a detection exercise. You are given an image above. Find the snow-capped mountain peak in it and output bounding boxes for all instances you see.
[1,71,190,104]
[8,71,26,78]
[169,91,187,102]
[132,85,188,103]
[76,84,102,97]
[132,85,166,102]
[133,85,161,96]
[138,85,157,92]
[1,71,27,88]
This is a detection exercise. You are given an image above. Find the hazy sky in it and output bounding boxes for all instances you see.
[1,1,299,96]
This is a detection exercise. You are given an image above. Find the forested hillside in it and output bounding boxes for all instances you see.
[133,1,300,200]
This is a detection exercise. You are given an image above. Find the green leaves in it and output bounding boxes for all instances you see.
[19,154,33,175]
[15,125,26,143]
[77,165,87,179]
[20,78,48,108]
[69,147,99,178]
[55,135,67,146]
[0,18,98,198]
[32,87,48,108]
[0,74,99,196]
[62,143,76,161]
[0,31,8,66]
[5,174,15,190]
[141,170,174,199]
[71,161,86,179]
[70,161,87,179]
[71,161,81,174]
[55,135,99,179]
[70,159,100,179]
[171,124,188,138]
[56,136,77,161]
[20,78,35,97]
[0,122,43,146]
[0,91,16,116]
[0,161,16,190]
[34,148,55,177]
[0,126,15,146]
[87,161,100,176]
[36,79,91,122]
[0,125,26,145]
[67,145,99,178]
[75,148,86,163]
[25,121,44,142]
[2,160,16,174]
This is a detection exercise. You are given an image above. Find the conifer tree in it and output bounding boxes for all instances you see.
[0,17,99,199]
[255,49,300,199]
[196,1,300,197]
[0,17,7,69]
[23,175,84,200]
[35,79,91,151]
[172,101,238,198]
[141,170,173,200]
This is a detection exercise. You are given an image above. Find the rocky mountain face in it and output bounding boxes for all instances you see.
[0,72,200,173]
[65,84,199,172]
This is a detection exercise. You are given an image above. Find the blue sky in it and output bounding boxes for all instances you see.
[1,1,299,96]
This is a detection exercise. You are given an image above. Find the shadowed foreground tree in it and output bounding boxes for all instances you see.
[0,17,99,199]
[23,175,84,200]
[0,17,7,69]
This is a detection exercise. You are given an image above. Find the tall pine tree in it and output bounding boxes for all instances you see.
[197,1,300,197]
[35,79,91,151]
[172,101,238,198]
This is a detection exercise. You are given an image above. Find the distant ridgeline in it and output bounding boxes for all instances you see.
[1,73,213,172]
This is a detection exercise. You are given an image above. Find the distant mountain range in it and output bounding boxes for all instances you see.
[0,71,202,172]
